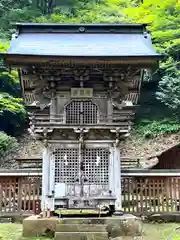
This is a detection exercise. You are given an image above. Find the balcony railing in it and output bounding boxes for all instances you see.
[29,111,134,124]
[29,112,134,134]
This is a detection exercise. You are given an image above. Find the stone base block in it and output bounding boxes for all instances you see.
[22,215,58,237]
[0,217,12,223]
[105,214,142,237]
[54,232,108,240]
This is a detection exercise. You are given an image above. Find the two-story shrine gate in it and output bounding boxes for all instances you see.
[2,23,161,214]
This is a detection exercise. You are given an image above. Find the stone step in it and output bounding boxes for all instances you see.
[56,224,107,232]
[0,217,12,223]
[54,232,108,240]
[58,217,110,225]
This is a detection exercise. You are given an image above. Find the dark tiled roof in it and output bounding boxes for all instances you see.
[7,32,160,57]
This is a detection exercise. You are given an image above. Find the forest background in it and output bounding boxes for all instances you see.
[0,0,179,161]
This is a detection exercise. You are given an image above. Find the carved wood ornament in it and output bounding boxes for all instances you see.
[105,67,141,110]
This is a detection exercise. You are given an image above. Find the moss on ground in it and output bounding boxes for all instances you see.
[0,224,49,240]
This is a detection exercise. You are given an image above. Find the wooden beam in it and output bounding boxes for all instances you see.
[33,122,133,127]
[0,168,41,176]
[122,169,180,176]
[4,55,160,68]
[0,168,179,177]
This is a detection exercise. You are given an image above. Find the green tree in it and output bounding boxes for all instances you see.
[0,0,42,38]
[122,0,180,109]
[0,42,27,136]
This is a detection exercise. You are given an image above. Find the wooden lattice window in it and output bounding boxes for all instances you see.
[54,148,79,184]
[83,148,109,184]
[65,100,98,124]
[54,148,109,185]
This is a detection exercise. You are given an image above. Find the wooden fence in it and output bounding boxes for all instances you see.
[0,176,41,215]
[121,171,180,214]
[0,171,180,216]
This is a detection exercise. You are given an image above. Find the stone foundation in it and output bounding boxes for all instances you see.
[23,214,143,239]
[23,215,58,237]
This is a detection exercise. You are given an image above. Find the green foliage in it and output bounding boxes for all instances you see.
[156,75,180,110]
[0,42,27,136]
[0,41,9,52]
[36,0,131,23]
[0,131,18,162]
[135,80,180,138]
[122,0,180,109]
[0,93,27,135]
[159,57,180,77]
[135,119,180,139]
[0,71,20,96]
[0,93,25,114]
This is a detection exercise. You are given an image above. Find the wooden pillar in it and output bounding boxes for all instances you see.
[114,146,122,210]
[48,151,55,211]
[109,147,114,194]
[42,146,49,214]
[41,145,54,215]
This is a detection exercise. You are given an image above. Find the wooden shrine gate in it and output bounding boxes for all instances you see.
[0,176,41,215]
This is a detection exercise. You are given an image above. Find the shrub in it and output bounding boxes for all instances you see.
[135,119,180,139]
[0,131,18,163]
[0,93,27,135]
